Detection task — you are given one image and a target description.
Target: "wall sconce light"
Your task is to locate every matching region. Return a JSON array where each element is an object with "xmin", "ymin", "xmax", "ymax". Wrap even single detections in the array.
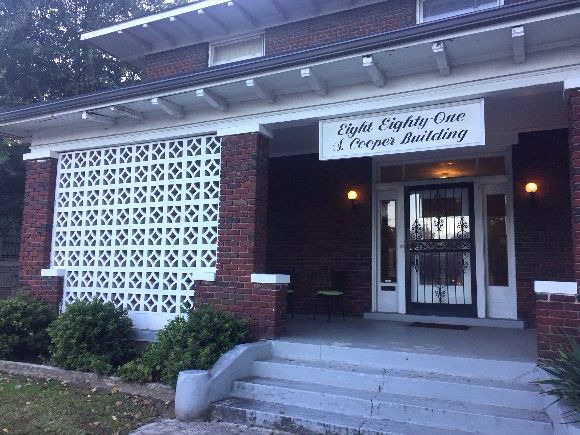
[
  {"xmin": 347, "ymin": 190, "xmax": 359, "ymax": 209},
  {"xmin": 525, "ymin": 182, "xmax": 538, "ymax": 199}
]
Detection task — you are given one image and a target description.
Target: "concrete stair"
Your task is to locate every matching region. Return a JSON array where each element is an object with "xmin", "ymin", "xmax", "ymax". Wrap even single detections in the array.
[{"xmin": 211, "ymin": 341, "xmax": 553, "ymax": 434}]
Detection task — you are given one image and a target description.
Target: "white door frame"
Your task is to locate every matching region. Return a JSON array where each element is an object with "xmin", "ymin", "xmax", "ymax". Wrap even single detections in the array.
[
  {"xmin": 482, "ymin": 182, "xmax": 518, "ymax": 319},
  {"xmin": 374, "ymin": 189, "xmax": 406, "ymax": 313},
  {"xmin": 372, "ymin": 171, "xmax": 514, "ymax": 319}
]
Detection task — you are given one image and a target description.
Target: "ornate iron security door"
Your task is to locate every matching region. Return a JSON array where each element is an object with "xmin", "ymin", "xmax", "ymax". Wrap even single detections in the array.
[{"xmin": 405, "ymin": 183, "xmax": 477, "ymax": 317}]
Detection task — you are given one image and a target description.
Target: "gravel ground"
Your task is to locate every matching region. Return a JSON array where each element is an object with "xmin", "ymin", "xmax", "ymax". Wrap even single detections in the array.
[{"xmin": 131, "ymin": 419, "xmax": 292, "ymax": 435}]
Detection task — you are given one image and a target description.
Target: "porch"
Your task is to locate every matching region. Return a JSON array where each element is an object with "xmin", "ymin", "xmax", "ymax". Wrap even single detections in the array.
[
  {"xmin": 208, "ymin": 318, "xmax": 549, "ymax": 433},
  {"xmin": 282, "ymin": 317, "xmax": 538, "ymax": 363}
]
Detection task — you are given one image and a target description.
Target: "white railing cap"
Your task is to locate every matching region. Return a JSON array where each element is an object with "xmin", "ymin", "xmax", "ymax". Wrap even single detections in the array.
[
  {"xmin": 40, "ymin": 268, "xmax": 67, "ymax": 277},
  {"xmin": 534, "ymin": 281, "xmax": 577, "ymax": 295},
  {"xmin": 251, "ymin": 274, "xmax": 290, "ymax": 284}
]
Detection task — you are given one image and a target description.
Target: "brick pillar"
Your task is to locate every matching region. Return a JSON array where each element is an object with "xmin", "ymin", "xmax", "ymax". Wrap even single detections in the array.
[
  {"xmin": 196, "ymin": 133, "xmax": 287, "ymax": 340},
  {"xmin": 19, "ymin": 157, "xmax": 63, "ymax": 306},
  {"xmin": 534, "ymin": 84, "xmax": 580, "ymax": 361},
  {"xmin": 536, "ymin": 292, "xmax": 579, "ymax": 361},
  {"xmin": 571, "ymin": 87, "xmax": 580, "ymax": 287}
]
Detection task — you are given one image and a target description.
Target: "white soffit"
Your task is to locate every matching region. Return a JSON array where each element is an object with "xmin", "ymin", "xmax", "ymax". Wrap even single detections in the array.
[
  {"xmin": 2, "ymin": 8, "xmax": 580, "ymax": 140},
  {"xmin": 81, "ymin": 0, "xmax": 386, "ymax": 66}
]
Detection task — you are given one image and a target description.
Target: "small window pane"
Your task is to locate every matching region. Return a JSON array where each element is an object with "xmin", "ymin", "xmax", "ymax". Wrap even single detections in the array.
[
  {"xmin": 211, "ymin": 35, "xmax": 264, "ymax": 66},
  {"xmin": 486, "ymin": 194, "xmax": 508, "ymax": 286},
  {"xmin": 380, "ymin": 200, "xmax": 397, "ymax": 283},
  {"xmin": 423, "ymin": 0, "xmax": 498, "ymax": 21}
]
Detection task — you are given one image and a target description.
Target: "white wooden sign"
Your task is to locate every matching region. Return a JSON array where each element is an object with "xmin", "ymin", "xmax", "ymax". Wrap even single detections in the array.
[{"xmin": 319, "ymin": 99, "xmax": 485, "ymax": 160}]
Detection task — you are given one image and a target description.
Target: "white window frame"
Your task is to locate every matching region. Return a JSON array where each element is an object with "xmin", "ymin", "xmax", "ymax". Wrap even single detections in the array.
[
  {"xmin": 417, "ymin": 0, "xmax": 504, "ymax": 24},
  {"xmin": 208, "ymin": 33, "xmax": 265, "ymax": 67}
]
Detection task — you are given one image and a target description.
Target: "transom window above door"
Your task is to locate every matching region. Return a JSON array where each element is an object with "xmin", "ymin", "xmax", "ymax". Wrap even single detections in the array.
[
  {"xmin": 379, "ymin": 156, "xmax": 505, "ymax": 183},
  {"xmin": 419, "ymin": 0, "xmax": 503, "ymax": 23}
]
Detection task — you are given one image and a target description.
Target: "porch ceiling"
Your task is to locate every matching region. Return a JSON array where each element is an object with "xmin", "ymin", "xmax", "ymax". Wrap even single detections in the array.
[{"xmin": 1, "ymin": 5, "xmax": 580, "ymax": 142}]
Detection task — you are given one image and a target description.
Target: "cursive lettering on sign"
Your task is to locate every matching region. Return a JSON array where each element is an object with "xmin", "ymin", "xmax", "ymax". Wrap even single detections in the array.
[{"xmin": 320, "ymin": 100, "xmax": 485, "ymax": 160}]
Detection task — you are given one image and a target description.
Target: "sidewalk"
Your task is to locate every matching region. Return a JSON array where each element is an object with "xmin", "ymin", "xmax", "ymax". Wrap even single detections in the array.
[{"xmin": 131, "ymin": 419, "xmax": 291, "ymax": 435}]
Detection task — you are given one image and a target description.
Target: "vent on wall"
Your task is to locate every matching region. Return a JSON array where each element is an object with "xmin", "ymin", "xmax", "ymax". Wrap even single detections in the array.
[
  {"xmin": 420, "ymin": 0, "xmax": 501, "ymax": 23},
  {"xmin": 209, "ymin": 34, "xmax": 265, "ymax": 66}
]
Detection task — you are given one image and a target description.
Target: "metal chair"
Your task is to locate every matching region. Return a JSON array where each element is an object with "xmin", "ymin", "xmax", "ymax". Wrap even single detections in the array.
[
  {"xmin": 314, "ymin": 270, "xmax": 346, "ymax": 322},
  {"xmin": 276, "ymin": 269, "xmax": 295, "ymax": 319}
]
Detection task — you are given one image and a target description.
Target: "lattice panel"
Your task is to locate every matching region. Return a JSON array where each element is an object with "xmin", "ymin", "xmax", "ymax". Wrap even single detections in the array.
[{"xmin": 52, "ymin": 136, "xmax": 221, "ymax": 322}]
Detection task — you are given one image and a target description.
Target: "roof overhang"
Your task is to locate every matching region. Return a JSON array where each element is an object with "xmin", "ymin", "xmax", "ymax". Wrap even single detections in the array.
[
  {"xmin": 1, "ymin": 0, "xmax": 580, "ymax": 142},
  {"xmin": 81, "ymin": 0, "xmax": 389, "ymax": 68}
]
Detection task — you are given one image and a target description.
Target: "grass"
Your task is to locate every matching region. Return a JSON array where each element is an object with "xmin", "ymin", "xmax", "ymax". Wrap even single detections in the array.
[{"xmin": 0, "ymin": 373, "xmax": 173, "ymax": 435}]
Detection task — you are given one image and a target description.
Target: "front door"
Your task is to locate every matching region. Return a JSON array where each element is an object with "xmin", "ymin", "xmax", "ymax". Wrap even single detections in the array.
[{"xmin": 405, "ymin": 183, "xmax": 477, "ymax": 317}]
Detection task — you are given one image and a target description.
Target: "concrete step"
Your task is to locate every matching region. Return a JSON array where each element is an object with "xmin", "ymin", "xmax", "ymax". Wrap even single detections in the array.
[
  {"xmin": 271, "ymin": 341, "xmax": 540, "ymax": 382},
  {"xmin": 251, "ymin": 358, "xmax": 546, "ymax": 411},
  {"xmin": 231, "ymin": 377, "xmax": 553, "ymax": 434},
  {"xmin": 212, "ymin": 397, "xmax": 476, "ymax": 435}
]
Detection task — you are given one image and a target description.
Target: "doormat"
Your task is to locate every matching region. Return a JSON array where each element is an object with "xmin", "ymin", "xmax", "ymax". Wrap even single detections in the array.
[{"xmin": 409, "ymin": 322, "xmax": 470, "ymax": 330}]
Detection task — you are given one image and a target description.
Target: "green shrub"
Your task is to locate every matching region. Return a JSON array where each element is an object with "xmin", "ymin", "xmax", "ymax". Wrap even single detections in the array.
[
  {"xmin": 116, "ymin": 359, "xmax": 154, "ymax": 383},
  {"xmin": 537, "ymin": 335, "xmax": 580, "ymax": 420},
  {"xmin": 118, "ymin": 304, "xmax": 249, "ymax": 387},
  {"xmin": 48, "ymin": 299, "xmax": 136, "ymax": 375},
  {"xmin": 0, "ymin": 296, "xmax": 58, "ymax": 360}
]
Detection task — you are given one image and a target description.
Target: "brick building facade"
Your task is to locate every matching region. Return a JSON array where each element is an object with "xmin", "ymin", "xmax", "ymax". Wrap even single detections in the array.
[{"xmin": 2, "ymin": 0, "xmax": 580, "ymax": 357}]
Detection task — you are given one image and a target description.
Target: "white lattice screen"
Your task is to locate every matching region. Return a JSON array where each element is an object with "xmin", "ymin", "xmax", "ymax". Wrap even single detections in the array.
[{"xmin": 52, "ymin": 135, "xmax": 221, "ymax": 329}]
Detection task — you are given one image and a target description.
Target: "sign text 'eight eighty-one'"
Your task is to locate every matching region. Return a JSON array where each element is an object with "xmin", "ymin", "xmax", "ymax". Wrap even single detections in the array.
[{"xmin": 319, "ymin": 99, "xmax": 485, "ymax": 160}]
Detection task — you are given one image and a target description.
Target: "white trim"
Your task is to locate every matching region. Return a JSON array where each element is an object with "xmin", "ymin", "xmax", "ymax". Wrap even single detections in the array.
[
  {"xmin": 251, "ymin": 274, "xmax": 290, "ymax": 284},
  {"xmin": 208, "ymin": 33, "xmax": 265, "ymax": 67},
  {"xmin": 564, "ymin": 77, "xmax": 580, "ymax": 100},
  {"xmin": 473, "ymin": 181, "xmax": 486, "ymax": 318},
  {"xmin": 13, "ymin": 8, "xmax": 580, "ymax": 134},
  {"xmin": 417, "ymin": 0, "xmax": 504, "ymax": 24},
  {"xmin": 23, "ymin": 150, "xmax": 59, "ymax": 161},
  {"xmin": 375, "ymin": 189, "xmax": 401, "ymax": 314},
  {"xmin": 216, "ymin": 122, "xmax": 273, "ymax": 138},
  {"xmin": 193, "ymin": 272, "xmax": 218, "ymax": 282},
  {"xmin": 371, "ymin": 149, "xmax": 514, "ymax": 319},
  {"xmin": 26, "ymin": 61, "xmax": 580, "ymax": 152},
  {"xmin": 564, "ymin": 77, "xmax": 580, "ymax": 90},
  {"xmin": 396, "ymin": 187, "xmax": 406, "ymax": 314},
  {"xmin": 534, "ymin": 281, "xmax": 577, "ymax": 295},
  {"xmin": 81, "ymin": 0, "xmax": 233, "ymax": 40},
  {"xmin": 482, "ymin": 181, "xmax": 518, "ymax": 320},
  {"xmin": 41, "ymin": 268, "xmax": 66, "ymax": 277}
]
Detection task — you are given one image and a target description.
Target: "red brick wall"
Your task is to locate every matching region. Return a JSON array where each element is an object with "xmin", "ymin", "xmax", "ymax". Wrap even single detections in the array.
[
  {"xmin": 570, "ymin": 89, "xmax": 580, "ymax": 287},
  {"xmin": 265, "ymin": 0, "xmax": 416, "ymax": 56},
  {"xmin": 266, "ymin": 154, "xmax": 373, "ymax": 317},
  {"xmin": 142, "ymin": 1, "xmax": 415, "ymax": 80},
  {"xmin": 196, "ymin": 133, "xmax": 287, "ymax": 339},
  {"xmin": 536, "ymin": 293, "xmax": 580, "ymax": 361},
  {"xmin": 512, "ymin": 130, "xmax": 574, "ymax": 326},
  {"xmin": 140, "ymin": 0, "xmax": 537, "ymax": 80},
  {"xmin": 143, "ymin": 43, "xmax": 209, "ymax": 81},
  {"xmin": 19, "ymin": 158, "xmax": 63, "ymax": 306}
]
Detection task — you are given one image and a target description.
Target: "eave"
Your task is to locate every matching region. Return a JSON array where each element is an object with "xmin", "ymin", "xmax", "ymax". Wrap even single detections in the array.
[
  {"xmin": 81, "ymin": 0, "xmax": 388, "ymax": 68},
  {"xmin": 1, "ymin": 0, "xmax": 579, "ymax": 141}
]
